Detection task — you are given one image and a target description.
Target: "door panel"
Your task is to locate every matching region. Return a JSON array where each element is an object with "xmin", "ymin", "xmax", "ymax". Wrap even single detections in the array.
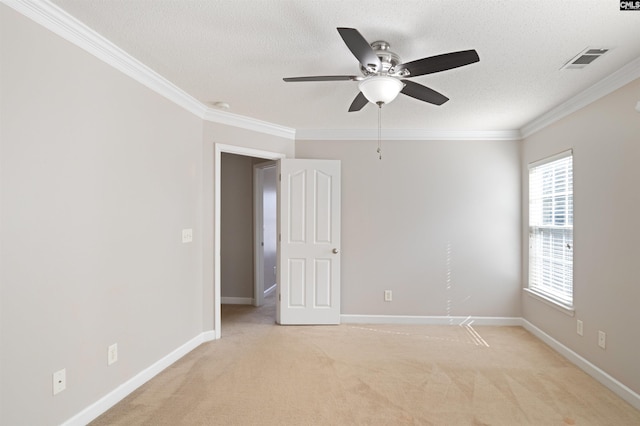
[
  {"xmin": 314, "ymin": 259, "xmax": 332, "ymax": 307},
  {"xmin": 277, "ymin": 159, "xmax": 341, "ymax": 325},
  {"xmin": 289, "ymin": 258, "xmax": 306, "ymax": 307},
  {"xmin": 289, "ymin": 170, "xmax": 307, "ymax": 243},
  {"xmin": 315, "ymin": 171, "xmax": 333, "ymax": 243}
]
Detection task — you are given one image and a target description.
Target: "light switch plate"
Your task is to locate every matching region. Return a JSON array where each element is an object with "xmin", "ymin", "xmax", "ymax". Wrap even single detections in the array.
[{"xmin": 182, "ymin": 228, "xmax": 193, "ymax": 243}]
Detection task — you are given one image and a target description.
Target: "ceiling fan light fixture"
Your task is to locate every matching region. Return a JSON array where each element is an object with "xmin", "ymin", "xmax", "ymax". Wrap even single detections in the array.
[{"xmin": 358, "ymin": 76, "xmax": 403, "ymax": 105}]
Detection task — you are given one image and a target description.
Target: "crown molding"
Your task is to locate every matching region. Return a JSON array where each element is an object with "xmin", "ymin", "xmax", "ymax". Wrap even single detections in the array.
[
  {"xmin": 202, "ymin": 108, "xmax": 296, "ymax": 139},
  {"xmin": 4, "ymin": 0, "xmax": 296, "ymax": 139},
  {"xmin": 295, "ymin": 128, "xmax": 522, "ymax": 141},
  {"xmin": 521, "ymin": 55, "xmax": 640, "ymax": 138}
]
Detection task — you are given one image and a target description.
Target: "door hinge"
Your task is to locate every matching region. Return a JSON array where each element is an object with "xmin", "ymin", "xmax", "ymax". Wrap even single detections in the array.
[
  {"xmin": 279, "ymin": 233, "xmax": 281, "ymax": 242},
  {"xmin": 279, "ymin": 173, "xmax": 281, "ymax": 181},
  {"xmin": 279, "ymin": 293, "xmax": 281, "ymax": 301}
]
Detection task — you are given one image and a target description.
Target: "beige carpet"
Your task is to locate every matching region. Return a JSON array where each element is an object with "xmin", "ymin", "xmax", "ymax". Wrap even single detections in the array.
[{"xmin": 91, "ymin": 295, "xmax": 640, "ymax": 425}]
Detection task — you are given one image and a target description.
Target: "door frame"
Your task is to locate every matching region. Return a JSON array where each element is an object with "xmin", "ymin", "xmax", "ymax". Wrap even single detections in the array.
[
  {"xmin": 253, "ymin": 161, "xmax": 277, "ymax": 307},
  {"xmin": 214, "ymin": 143, "xmax": 284, "ymax": 339}
]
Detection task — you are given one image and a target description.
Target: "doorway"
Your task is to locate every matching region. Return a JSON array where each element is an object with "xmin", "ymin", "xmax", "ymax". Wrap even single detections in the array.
[
  {"xmin": 214, "ymin": 144, "xmax": 284, "ymax": 338},
  {"xmin": 220, "ymin": 153, "xmax": 263, "ymax": 305}
]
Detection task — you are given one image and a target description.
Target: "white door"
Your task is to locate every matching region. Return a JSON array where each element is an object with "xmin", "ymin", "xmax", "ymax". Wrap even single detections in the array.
[{"xmin": 277, "ymin": 159, "xmax": 341, "ymax": 325}]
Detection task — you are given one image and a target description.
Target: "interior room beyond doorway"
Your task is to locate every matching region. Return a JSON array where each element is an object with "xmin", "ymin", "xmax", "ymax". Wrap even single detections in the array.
[{"xmin": 220, "ymin": 153, "xmax": 277, "ymax": 321}]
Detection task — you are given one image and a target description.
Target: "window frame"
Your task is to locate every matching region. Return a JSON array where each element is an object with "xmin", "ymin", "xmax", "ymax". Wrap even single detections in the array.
[{"xmin": 527, "ymin": 150, "xmax": 574, "ymax": 311}]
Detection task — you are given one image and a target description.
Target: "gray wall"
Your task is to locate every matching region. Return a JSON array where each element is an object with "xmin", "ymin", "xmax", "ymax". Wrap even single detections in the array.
[
  {"xmin": 521, "ymin": 78, "xmax": 640, "ymax": 395},
  {"xmin": 221, "ymin": 153, "xmax": 256, "ymax": 300},
  {"xmin": 1, "ymin": 5, "xmax": 204, "ymax": 425},
  {"xmin": 296, "ymin": 139, "xmax": 522, "ymax": 318}
]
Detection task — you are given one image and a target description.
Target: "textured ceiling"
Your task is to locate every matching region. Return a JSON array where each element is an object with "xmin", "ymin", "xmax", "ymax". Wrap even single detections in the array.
[{"xmin": 51, "ymin": 0, "xmax": 640, "ymax": 133}]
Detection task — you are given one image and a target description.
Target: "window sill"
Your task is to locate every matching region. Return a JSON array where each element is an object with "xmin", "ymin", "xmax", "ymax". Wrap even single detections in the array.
[{"xmin": 523, "ymin": 288, "xmax": 575, "ymax": 317}]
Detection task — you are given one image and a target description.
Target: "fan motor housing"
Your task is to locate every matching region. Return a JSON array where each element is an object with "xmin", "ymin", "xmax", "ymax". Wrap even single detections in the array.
[{"xmin": 361, "ymin": 41, "xmax": 402, "ymax": 76}]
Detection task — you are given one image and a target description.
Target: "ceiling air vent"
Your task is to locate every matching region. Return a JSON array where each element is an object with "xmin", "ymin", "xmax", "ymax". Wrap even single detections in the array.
[{"xmin": 561, "ymin": 48, "xmax": 609, "ymax": 70}]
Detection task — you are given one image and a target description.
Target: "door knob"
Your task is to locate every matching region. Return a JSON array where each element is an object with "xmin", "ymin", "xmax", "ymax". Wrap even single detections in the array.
[{"xmin": 332, "ymin": 248, "xmax": 339, "ymax": 254}]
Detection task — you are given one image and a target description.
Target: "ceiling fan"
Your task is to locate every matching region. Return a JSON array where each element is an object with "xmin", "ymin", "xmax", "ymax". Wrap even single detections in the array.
[{"xmin": 283, "ymin": 27, "xmax": 480, "ymax": 111}]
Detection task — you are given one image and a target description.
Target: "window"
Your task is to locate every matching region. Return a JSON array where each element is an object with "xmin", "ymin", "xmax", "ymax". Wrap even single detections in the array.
[{"xmin": 528, "ymin": 150, "xmax": 573, "ymax": 307}]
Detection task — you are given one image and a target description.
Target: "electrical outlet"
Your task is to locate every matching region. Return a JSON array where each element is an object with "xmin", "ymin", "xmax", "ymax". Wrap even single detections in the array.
[
  {"xmin": 182, "ymin": 228, "xmax": 193, "ymax": 243},
  {"xmin": 577, "ymin": 320, "xmax": 583, "ymax": 336},
  {"xmin": 53, "ymin": 369, "xmax": 66, "ymax": 395},
  {"xmin": 108, "ymin": 343, "xmax": 118, "ymax": 365},
  {"xmin": 598, "ymin": 331, "xmax": 606, "ymax": 349},
  {"xmin": 384, "ymin": 290, "xmax": 392, "ymax": 302}
]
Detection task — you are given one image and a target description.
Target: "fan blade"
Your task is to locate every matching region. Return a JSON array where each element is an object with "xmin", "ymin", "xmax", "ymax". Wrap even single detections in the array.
[
  {"xmin": 348, "ymin": 92, "xmax": 369, "ymax": 112},
  {"xmin": 400, "ymin": 80, "xmax": 449, "ymax": 105},
  {"xmin": 283, "ymin": 75, "xmax": 361, "ymax": 82},
  {"xmin": 337, "ymin": 27, "xmax": 381, "ymax": 72},
  {"xmin": 397, "ymin": 49, "xmax": 479, "ymax": 77}
]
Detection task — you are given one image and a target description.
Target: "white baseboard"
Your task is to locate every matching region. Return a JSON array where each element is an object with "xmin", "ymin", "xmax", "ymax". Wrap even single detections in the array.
[
  {"xmin": 221, "ymin": 296, "xmax": 255, "ymax": 305},
  {"xmin": 264, "ymin": 284, "xmax": 277, "ymax": 296},
  {"xmin": 521, "ymin": 319, "xmax": 640, "ymax": 411},
  {"xmin": 62, "ymin": 331, "xmax": 217, "ymax": 426},
  {"xmin": 341, "ymin": 314, "xmax": 522, "ymax": 326},
  {"xmin": 201, "ymin": 330, "xmax": 217, "ymax": 343}
]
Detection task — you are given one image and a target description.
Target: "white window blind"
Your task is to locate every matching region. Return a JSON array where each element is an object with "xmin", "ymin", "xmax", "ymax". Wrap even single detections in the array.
[{"xmin": 528, "ymin": 151, "xmax": 573, "ymax": 306}]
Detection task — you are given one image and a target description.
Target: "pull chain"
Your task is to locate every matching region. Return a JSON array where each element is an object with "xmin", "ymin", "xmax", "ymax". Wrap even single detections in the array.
[{"xmin": 377, "ymin": 102, "xmax": 383, "ymax": 160}]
